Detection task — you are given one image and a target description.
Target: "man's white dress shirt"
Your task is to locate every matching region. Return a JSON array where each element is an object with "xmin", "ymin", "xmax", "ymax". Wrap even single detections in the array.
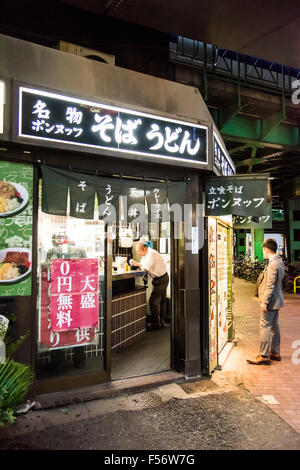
[{"xmin": 140, "ymin": 247, "xmax": 167, "ymax": 278}]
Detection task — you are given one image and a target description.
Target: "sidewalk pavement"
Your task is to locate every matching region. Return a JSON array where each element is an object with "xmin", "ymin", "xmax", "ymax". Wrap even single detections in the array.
[
  {"xmin": 1, "ymin": 277, "xmax": 300, "ymax": 450},
  {"xmin": 1, "ymin": 368, "xmax": 300, "ymax": 450},
  {"xmin": 221, "ymin": 277, "xmax": 300, "ymax": 434}
]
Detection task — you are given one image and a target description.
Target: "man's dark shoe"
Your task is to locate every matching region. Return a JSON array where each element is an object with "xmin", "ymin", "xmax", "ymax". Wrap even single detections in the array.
[
  {"xmin": 270, "ymin": 353, "xmax": 281, "ymax": 361},
  {"xmin": 147, "ymin": 323, "xmax": 161, "ymax": 331},
  {"xmin": 246, "ymin": 354, "xmax": 271, "ymax": 365},
  {"xmin": 150, "ymin": 325, "xmax": 161, "ymax": 331}
]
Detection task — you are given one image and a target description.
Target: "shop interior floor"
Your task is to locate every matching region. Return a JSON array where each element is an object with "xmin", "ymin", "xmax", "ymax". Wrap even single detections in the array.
[{"xmin": 111, "ymin": 325, "xmax": 171, "ymax": 380}]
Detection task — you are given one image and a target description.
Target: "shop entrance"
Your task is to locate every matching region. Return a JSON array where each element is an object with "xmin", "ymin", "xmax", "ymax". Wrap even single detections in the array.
[
  {"xmin": 35, "ymin": 173, "xmax": 176, "ymax": 393},
  {"xmin": 110, "ymin": 222, "xmax": 172, "ymax": 380}
]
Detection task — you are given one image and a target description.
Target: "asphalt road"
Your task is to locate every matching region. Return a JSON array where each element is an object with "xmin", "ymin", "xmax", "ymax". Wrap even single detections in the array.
[{"xmin": 1, "ymin": 384, "xmax": 300, "ymax": 450}]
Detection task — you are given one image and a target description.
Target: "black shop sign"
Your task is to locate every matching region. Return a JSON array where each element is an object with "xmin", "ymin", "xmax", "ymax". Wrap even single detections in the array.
[
  {"xmin": 213, "ymin": 133, "xmax": 235, "ymax": 176},
  {"xmin": 205, "ymin": 176, "xmax": 269, "ymax": 217},
  {"xmin": 18, "ymin": 86, "xmax": 208, "ymax": 166}
]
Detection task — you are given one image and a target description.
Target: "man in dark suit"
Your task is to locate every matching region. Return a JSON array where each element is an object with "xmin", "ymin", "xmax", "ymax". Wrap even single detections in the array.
[{"xmin": 247, "ymin": 238, "xmax": 285, "ymax": 365}]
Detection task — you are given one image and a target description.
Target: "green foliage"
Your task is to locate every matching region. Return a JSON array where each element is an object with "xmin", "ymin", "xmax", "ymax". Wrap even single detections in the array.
[
  {"xmin": 0, "ymin": 359, "xmax": 34, "ymax": 411},
  {"xmin": 3, "ymin": 313, "xmax": 29, "ymax": 358},
  {"xmin": 0, "ymin": 312, "xmax": 33, "ymax": 428},
  {"xmin": 0, "ymin": 386, "xmax": 16, "ymax": 427},
  {"xmin": 0, "ymin": 358, "xmax": 34, "ymax": 428}
]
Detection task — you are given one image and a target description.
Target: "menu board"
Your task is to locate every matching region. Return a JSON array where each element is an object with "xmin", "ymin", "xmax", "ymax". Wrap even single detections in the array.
[
  {"xmin": 217, "ymin": 223, "xmax": 229, "ymax": 353},
  {"xmin": 0, "ymin": 161, "xmax": 33, "ymax": 296},
  {"xmin": 208, "ymin": 218, "xmax": 231, "ymax": 371},
  {"xmin": 208, "ymin": 217, "xmax": 217, "ymax": 372}
]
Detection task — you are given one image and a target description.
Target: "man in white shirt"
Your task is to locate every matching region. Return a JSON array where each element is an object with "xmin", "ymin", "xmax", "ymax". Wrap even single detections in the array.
[{"xmin": 130, "ymin": 241, "xmax": 169, "ymax": 330}]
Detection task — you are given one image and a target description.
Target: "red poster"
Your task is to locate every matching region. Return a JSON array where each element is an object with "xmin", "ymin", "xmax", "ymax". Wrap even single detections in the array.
[
  {"xmin": 39, "ymin": 264, "xmax": 97, "ymax": 350},
  {"xmin": 50, "ymin": 259, "xmax": 99, "ymax": 332}
]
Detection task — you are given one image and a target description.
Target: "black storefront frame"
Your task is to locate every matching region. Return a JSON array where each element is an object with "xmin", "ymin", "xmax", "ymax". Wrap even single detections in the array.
[
  {"xmin": 1, "ymin": 148, "xmax": 199, "ymax": 390},
  {"xmin": 34, "ymin": 167, "xmax": 187, "ymax": 393},
  {"xmin": 0, "ymin": 33, "xmax": 231, "ymax": 397},
  {"xmin": 0, "ymin": 145, "xmax": 209, "ymax": 396}
]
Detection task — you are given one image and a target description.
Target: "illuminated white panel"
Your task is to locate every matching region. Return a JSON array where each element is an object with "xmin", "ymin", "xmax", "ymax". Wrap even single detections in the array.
[{"xmin": 0, "ymin": 81, "xmax": 5, "ymax": 134}]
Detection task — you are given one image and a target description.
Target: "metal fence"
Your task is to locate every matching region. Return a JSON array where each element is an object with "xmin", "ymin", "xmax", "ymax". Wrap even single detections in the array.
[{"xmin": 169, "ymin": 36, "xmax": 300, "ymax": 96}]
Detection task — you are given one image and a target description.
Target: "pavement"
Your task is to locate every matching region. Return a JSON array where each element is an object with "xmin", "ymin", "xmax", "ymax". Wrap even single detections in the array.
[
  {"xmin": 0, "ymin": 277, "xmax": 300, "ymax": 450},
  {"xmin": 222, "ymin": 277, "xmax": 300, "ymax": 434}
]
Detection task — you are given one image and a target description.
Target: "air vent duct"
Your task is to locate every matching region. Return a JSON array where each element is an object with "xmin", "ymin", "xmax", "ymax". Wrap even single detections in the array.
[{"xmin": 57, "ymin": 41, "xmax": 115, "ymax": 65}]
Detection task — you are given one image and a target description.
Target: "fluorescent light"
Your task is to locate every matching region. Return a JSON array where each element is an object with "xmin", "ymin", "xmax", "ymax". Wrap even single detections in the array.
[{"xmin": 0, "ymin": 81, "xmax": 5, "ymax": 134}]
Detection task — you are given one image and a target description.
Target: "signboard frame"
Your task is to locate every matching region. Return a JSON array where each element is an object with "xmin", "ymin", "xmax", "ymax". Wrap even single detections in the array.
[
  {"xmin": 13, "ymin": 81, "xmax": 211, "ymax": 170},
  {"xmin": 213, "ymin": 131, "xmax": 236, "ymax": 176}
]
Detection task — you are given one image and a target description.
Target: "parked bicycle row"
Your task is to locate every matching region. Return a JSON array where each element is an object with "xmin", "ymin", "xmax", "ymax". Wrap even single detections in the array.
[
  {"xmin": 234, "ymin": 255, "xmax": 300, "ymax": 293},
  {"xmin": 234, "ymin": 255, "xmax": 266, "ymax": 284}
]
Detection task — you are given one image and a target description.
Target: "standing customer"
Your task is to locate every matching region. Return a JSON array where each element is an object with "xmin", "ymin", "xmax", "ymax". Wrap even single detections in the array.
[
  {"xmin": 247, "ymin": 239, "xmax": 285, "ymax": 365},
  {"xmin": 130, "ymin": 241, "xmax": 169, "ymax": 330}
]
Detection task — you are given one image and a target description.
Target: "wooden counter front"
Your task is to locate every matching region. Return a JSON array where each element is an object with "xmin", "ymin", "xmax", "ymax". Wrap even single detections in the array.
[{"xmin": 111, "ymin": 287, "xmax": 147, "ymax": 353}]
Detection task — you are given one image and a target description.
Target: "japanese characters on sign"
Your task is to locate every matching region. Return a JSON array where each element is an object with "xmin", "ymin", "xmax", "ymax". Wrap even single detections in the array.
[
  {"xmin": 97, "ymin": 177, "xmax": 120, "ymax": 222},
  {"xmin": 69, "ymin": 172, "xmax": 96, "ymax": 219},
  {"xmin": 19, "ymin": 87, "xmax": 208, "ymax": 166},
  {"xmin": 101, "ymin": 183, "xmax": 114, "ymax": 219},
  {"xmin": 233, "ymin": 204, "xmax": 272, "ymax": 229},
  {"xmin": 122, "ymin": 180, "xmax": 146, "ymax": 223},
  {"xmin": 233, "ymin": 215, "xmax": 272, "ymax": 229},
  {"xmin": 39, "ymin": 265, "xmax": 99, "ymax": 350},
  {"xmin": 41, "ymin": 165, "xmax": 185, "ymax": 224},
  {"xmin": 145, "ymin": 182, "xmax": 168, "ymax": 223},
  {"xmin": 213, "ymin": 133, "xmax": 235, "ymax": 176},
  {"xmin": 50, "ymin": 259, "xmax": 99, "ymax": 332},
  {"xmin": 205, "ymin": 177, "xmax": 269, "ymax": 217}
]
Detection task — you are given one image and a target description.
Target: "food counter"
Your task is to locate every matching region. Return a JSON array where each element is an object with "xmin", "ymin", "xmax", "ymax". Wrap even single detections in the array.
[{"xmin": 111, "ymin": 269, "xmax": 148, "ymax": 353}]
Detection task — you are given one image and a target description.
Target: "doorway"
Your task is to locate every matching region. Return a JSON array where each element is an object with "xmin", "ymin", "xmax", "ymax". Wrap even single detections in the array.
[{"xmin": 110, "ymin": 222, "xmax": 172, "ymax": 380}]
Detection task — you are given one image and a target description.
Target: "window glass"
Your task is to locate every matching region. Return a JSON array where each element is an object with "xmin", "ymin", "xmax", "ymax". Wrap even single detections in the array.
[{"xmin": 36, "ymin": 186, "xmax": 105, "ymax": 380}]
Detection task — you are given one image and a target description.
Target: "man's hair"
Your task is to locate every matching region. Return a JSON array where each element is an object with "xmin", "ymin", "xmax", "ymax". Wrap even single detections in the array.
[
  {"xmin": 263, "ymin": 238, "xmax": 277, "ymax": 253},
  {"xmin": 137, "ymin": 241, "xmax": 148, "ymax": 249}
]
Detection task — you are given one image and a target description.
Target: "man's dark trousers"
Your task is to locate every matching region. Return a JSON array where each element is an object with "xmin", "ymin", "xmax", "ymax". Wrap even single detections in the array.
[
  {"xmin": 259, "ymin": 309, "xmax": 281, "ymax": 357},
  {"xmin": 149, "ymin": 272, "xmax": 169, "ymax": 328}
]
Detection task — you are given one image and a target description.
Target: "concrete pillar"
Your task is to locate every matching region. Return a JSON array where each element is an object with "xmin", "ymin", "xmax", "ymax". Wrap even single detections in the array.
[{"xmin": 254, "ymin": 229, "xmax": 264, "ymax": 261}]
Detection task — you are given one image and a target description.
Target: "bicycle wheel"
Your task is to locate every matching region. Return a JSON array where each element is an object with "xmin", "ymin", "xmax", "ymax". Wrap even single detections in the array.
[
  {"xmin": 284, "ymin": 279, "xmax": 294, "ymax": 293},
  {"xmin": 250, "ymin": 269, "xmax": 259, "ymax": 283},
  {"xmin": 243, "ymin": 267, "xmax": 252, "ymax": 282}
]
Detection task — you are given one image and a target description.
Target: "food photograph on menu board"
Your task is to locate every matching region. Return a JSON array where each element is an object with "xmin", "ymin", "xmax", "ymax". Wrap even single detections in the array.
[{"xmin": 0, "ymin": 161, "xmax": 33, "ymax": 296}]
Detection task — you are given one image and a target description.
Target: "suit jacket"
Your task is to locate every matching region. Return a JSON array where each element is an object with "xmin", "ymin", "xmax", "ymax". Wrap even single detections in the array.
[{"xmin": 257, "ymin": 255, "xmax": 285, "ymax": 310}]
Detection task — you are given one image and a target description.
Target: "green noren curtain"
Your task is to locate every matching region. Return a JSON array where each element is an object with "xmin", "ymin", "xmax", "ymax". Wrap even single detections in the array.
[
  {"xmin": 68, "ymin": 171, "xmax": 96, "ymax": 219},
  {"xmin": 41, "ymin": 165, "xmax": 69, "ymax": 216}
]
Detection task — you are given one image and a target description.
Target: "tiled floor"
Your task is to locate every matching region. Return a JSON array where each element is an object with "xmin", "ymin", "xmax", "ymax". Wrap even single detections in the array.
[
  {"xmin": 223, "ymin": 277, "xmax": 300, "ymax": 433},
  {"xmin": 111, "ymin": 325, "xmax": 170, "ymax": 380}
]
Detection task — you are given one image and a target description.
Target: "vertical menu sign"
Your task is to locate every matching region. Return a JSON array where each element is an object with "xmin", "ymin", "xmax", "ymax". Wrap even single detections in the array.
[
  {"xmin": 0, "ymin": 161, "xmax": 33, "ymax": 296},
  {"xmin": 216, "ymin": 223, "xmax": 229, "ymax": 353},
  {"xmin": 208, "ymin": 217, "xmax": 218, "ymax": 372},
  {"xmin": 213, "ymin": 133, "xmax": 235, "ymax": 176}
]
